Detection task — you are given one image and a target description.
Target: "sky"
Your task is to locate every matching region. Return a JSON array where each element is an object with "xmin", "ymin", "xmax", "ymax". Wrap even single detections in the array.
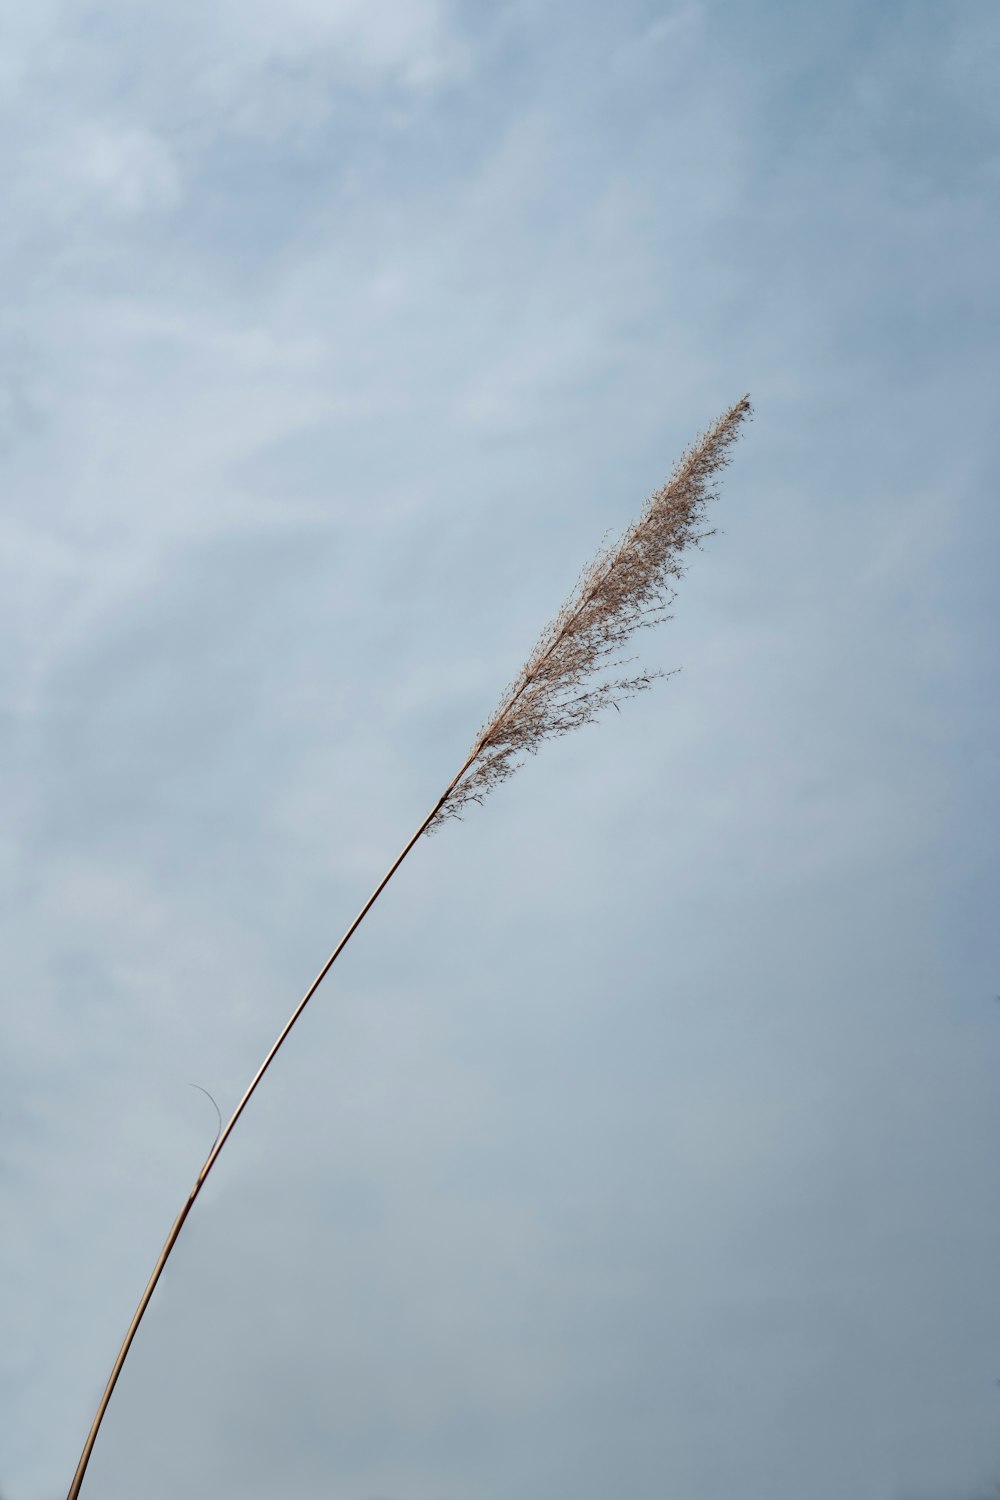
[{"xmin": 1, "ymin": 1, "xmax": 999, "ymax": 1497}]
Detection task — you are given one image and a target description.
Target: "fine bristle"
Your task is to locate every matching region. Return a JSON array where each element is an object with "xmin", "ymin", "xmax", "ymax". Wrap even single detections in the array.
[{"xmin": 430, "ymin": 395, "xmax": 751, "ymax": 828}]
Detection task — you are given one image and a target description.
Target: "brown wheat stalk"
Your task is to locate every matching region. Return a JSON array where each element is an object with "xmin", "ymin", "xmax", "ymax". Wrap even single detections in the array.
[{"xmin": 66, "ymin": 393, "xmax": 751, "ymax": 1499}]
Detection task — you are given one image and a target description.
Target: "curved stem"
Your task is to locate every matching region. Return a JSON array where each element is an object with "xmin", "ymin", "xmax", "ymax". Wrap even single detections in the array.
[{"xmin": 67, "ymin": 759, "xmax": 475, "ymax": 1500}]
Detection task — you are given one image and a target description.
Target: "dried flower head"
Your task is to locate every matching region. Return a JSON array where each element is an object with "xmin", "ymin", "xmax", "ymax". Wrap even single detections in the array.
[{"xmin": 430, "ymin": 394, "xmax": 752, "ymax": 827}]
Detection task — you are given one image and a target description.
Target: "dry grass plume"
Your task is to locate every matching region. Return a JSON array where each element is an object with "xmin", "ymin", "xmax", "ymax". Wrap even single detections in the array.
[{"xmin": 431, "ymin": 393, "xmax": 752, "ymax": 825}]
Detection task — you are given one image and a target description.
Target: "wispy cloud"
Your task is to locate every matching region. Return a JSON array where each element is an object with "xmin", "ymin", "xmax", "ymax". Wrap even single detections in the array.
[{"xmin": 2, "ymin": 2, "xmax": 999, "ymax": 1498}]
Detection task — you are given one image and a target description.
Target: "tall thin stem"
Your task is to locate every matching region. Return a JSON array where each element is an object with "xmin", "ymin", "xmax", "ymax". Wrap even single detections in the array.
[
  {"xmin": 66, "ymin": 394, "xmax": 749, "ymax": 1497},
  {"xmin": 66, "ymin": 757, "xmax": 475, "ymax": 1500}
]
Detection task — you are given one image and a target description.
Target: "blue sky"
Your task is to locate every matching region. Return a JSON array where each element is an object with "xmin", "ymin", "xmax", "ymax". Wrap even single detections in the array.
[{"xmin": 2, "ymin": 2, "xmax": 999, "ymax": 1498}]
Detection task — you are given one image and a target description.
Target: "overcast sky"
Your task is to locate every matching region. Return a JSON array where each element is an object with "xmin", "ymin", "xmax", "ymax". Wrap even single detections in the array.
[{"xmin": 2, "ymin": 2, "xmax": 999, "ymax": 1498}]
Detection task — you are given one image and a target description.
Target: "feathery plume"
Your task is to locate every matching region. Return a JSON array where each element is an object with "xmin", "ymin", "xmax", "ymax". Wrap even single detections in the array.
[
  {"xmin": 431, "ymin": 393, "xmax": 752, "ymax": 825},
  {"xmin": 65, "ymin": 394, "xmax": 751, "ymax": 1499}
]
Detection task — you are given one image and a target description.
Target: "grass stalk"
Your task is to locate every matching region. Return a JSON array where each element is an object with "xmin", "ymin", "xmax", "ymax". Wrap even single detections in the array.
[{"xmin": 65, "ymin": 395, "xmax": 750, "ymax": 1497}]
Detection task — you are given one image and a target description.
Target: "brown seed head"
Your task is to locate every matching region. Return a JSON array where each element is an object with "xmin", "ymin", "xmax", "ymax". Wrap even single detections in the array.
[{"xmin": 430, "ymin": 394, "xmax": 752, "ymax": 828}]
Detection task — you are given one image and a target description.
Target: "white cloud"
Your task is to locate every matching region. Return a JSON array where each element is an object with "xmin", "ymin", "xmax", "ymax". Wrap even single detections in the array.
[
  {"xmin": 71, "ymin": 124, "xmax": 181, "ymax": 215},
  {"xmin": 222, "ymin": 0, "xmax": 466, "ymax": 87}
]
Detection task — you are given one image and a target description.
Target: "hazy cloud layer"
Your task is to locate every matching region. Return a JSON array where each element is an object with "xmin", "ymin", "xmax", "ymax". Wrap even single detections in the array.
[{"xmin": 2, "ymin": 2, "xmax": 998, "ymax": 1498}]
